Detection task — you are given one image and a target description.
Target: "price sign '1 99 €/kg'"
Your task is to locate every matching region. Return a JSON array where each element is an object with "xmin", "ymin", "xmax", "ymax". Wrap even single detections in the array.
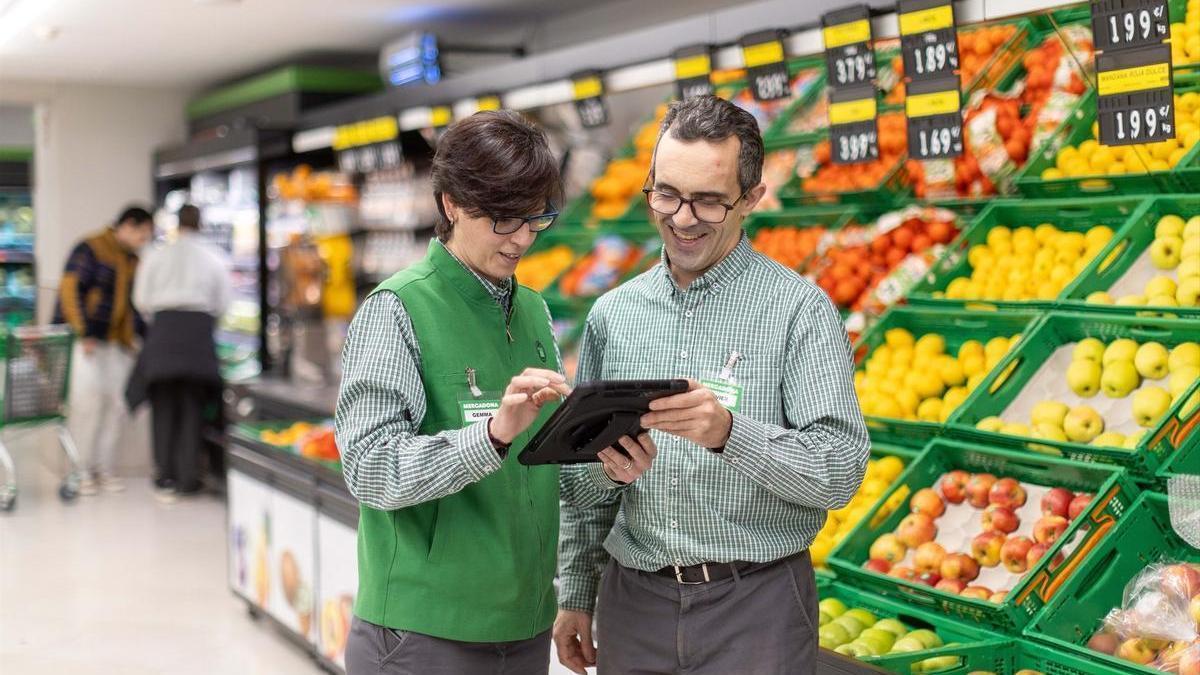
[
  {"xmin": 1091, "ymin": 0, "xmax": 1169, "ymax": 52},
  {"xmin": 898, "ymin": 0, "xmax": 958, "ymax": 82},
  {"xmin": 1095, "ymin": 43, "xmax": 1175, "ymax": 145},
  {"xmin": 822, "ymin": 5, "xmax": 877, "ymax": 89},
  {"xmin": 829, "ymin": 84, "xmax": 881, "ymax": 164}
]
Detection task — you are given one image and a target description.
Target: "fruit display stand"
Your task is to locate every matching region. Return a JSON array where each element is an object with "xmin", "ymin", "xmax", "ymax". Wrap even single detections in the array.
[
  {"xmin": 1025, "ymin": 491, "xmax": 1200, "ymax": 675},
  {"xmin": 907, "ymin": 196, "xmax": 1147, "ymax": 312},
  {"xmin": 829, "ymin": 438, "xmax": 1137, "ymax": 634},
  {"xmin": 743, "ymin": 204, "xmax": 862, "ymax": 272},
  {"xmin": 1060, "ymin": 195, "xmax": 1200, "ymax": 317},
  {"xmin": 816, "ymin": 579, "xmax": 1011, "ymax": 672},
  {"xmin": 946, "ymin": 312, "xmax": 1200, "ymax": 478},
  {"xmin": 851, "ymin": 306, "xmax": 1042, "ymax": 449}
]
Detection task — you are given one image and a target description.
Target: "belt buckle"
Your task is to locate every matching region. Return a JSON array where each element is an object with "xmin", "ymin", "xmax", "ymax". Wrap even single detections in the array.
[{"xmin": 674, "ymin": 563, "xmax": 710, "ymax": 585}]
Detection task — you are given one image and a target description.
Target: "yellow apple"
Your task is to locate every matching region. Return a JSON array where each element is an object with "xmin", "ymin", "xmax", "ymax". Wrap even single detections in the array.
[
  {"xmin": 1031, "ymin": 400, "xmax": 1071, "ymax": 427},
  {"xmin": 1185, "ymin": 236, "xmax": 1200, "ymax": 260},
  {"xmin": 1104, "ymin": 339, "xmax": 1140, "ymax": 366},
  {"xmin": 1145, "ymin": 275, "xmax": 1179, "ymax": 299},
  {"xmin": 1171, "ymin": 343, "xmax": 1200, "ymax": 372},
  {"xmin": 1133, "ymin": 386, "xmax": 1174, "ymax": 427},
  {"xmin": 1124, "ymin": 430, "xmax": 1146, "ymax": 449},
  {"xmin": 976, "ymin": 416, "xmax": 1005, "ymax": 433},
  {"xmin": 1170, "ymin": 367, "xmax": 1200, "ymax": 397},
  {"xmin": 1184, "ymin": 216, "xmax": 1200, "ymax": 241},
  {"xmin": 1033, "ymin": 423, "xmax": 1069, "ymax": 442},
  {"xmin": 1068, "ymin": 360, "xmax": 1103, "ymax": 398},
  {"xmin": 1073, "ymin": 338, "xmax": 1107, "ymax": 364},
  {"xmin": 1157, "ymin": 214, "xmax": 1187, "ymax": 238},
  {"xmin": 1092, "ymin": 431, "xmax": 1127, "ymax": 447},
  {"xmin": 1086, "ymin": 291, "xmax": 1115, "ymax": 304},
  {"xmin": 1148, "ymin": 294, "xmax": 1180, "ymax": 307},
  {"xmin": 1182, "ymin": 257, "xmax": 1200, "ymax": 282},
  {"xmin": 1179, "ymin": 278, "xmax": 1200, "ymax": 307},
  {"xmin": 1002, "ymin": 422, "xmax": 1032, "ymax": 436},
  {"xmin": 1102, "ymin": 360, "xmax": 1142, "ymax": 397},
  {"xmin": 1151, "ymin": 235, "xmax": 1184, "ymax": 269},
  {"xmin": 1064, "ymin": 405, "xmax": 1105, "ymax": 443},
  {"xmin": 1135, "ymin": 342, "xmax": 1171, "ymax": 380}
]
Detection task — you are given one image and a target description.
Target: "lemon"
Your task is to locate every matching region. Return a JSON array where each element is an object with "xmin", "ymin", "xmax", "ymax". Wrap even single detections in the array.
[
  {"xmin": 874, "ymin": 455, "xmax": 904, "ymax": 481},
  {"xmin": 1056, "ymin": 147, "xmax": 1079, "ymax": 171},
  {"xmin": 1090, "ymin": 146, "xmax": 1116, "ymax": 171},
  {"xmin": 1078, "ymin": 139, "xmax": 1101, "ymax": 158},
  {"xmin": 1149, "ymin": 158, "xmax": 1171, "ymax": 172},
  {"xmin": 1106, "ymin": 162, "xmax": 1127, "ymax": 176},
  {"xmin": 1064, "ymin": 157, "xmax": 1092, "ymax": 177},
  {"xmin": 1035, "ymin": 223, "xmax": 1059, "ymax": 243},
  {"xmin": 1041, "ymin": 167, "xmax": 1065, "ymax": 180},
  {"xmin": 1184, "ymin": 92, "xmax": 1200, "ymax": 113},
  {"xmin": 1170, "ymin": 148, "xmax": 1189, "ymax": 167},
  {"xmin": 884, "ymin": 328, "xmax": 915, "ymax": 349},
  {"xmin": 1151, "ymin": 140, "xmax": 1179, "ymax": 161}
]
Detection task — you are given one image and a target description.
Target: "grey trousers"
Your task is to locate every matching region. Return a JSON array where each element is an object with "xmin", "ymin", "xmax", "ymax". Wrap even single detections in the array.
[
  {"xmin": 345, "ymin": 617, "xmax": 551, "ymax": 675},
  {"xmin": 596, "ymin": 552, "xmax": 818, "ymax": 675}
]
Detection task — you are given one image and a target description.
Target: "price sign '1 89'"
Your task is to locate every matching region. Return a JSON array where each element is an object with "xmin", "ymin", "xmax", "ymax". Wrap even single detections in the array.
[{"xmin": 898, "ymin": 0, "xmax": 958, "ymax": 82}]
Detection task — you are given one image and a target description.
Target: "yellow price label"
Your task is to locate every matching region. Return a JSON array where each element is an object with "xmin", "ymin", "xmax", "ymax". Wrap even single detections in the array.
[
  {"xmin": 333, "ymin": 116, "xmax": 398, "ymax": 150},
  {"xmin": 906, "ymin": 89, "xmax": 960, "ymax": 117},
  {"xmin": 675, "ymin": 53, "xmax": 712, "ymax": 80},
  {"xmin": 898, "ymin": 5, "xmax": 954, "ymax": 35},
  {"xmin": 431, "ymin": 106, "xmax": 452, "ymax": 128},
  {"xmin": 823, "ymin": 19, "xmax": 872, "ymax": 49},
  {"xmin": 572, "ymin": 77, "xmax": 603, "ymax": 101},
  {"xmin": 742, "ymin": 41, "xmax": 785, "ymax": 68},
  {"xmin": 829, "ymin": 97, "xmax": 878, "ymax": 125},
  {"xmin": 1097, "ymin": 62, "xmax": 1171, "ymax": 96},
  {"xmin": 476, "ymin": 96, "xmax": 501, "ymax": 111}
]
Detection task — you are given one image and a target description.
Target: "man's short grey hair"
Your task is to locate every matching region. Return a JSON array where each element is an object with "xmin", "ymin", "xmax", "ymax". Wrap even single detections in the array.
[{"xmin": 654, "ymin": 95, "xmax": 765, "ymax": 194}]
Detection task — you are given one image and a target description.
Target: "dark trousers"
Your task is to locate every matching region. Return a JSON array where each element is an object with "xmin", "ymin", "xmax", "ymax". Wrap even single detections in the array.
[
  {"xmin": 596, "ymin": 552, "xmax": 818, "ymax": 675},
  {"xmin": 346, "ymin": 618, "xmax": 551, "ymax": 675},
  {"xmin": 150, "ymin": 380, "xmax": 206, "ymax": 492}
]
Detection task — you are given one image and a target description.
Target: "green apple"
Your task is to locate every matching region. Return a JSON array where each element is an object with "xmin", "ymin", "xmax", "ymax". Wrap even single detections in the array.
[
  {"xmin": 1101, "ymin": 360, "xmax": 1141, "ymax": 397},
  {"xmin": 1091, "ymin": 431, "xmax": 1127, "ymax": 447},
  {"xmin": 1124, "ymin": 430, "xmax": 1147, "ymax": 449},
  {"xmin": 1145, "ymin": 276, "xmax": 1179, "ymax": 299},
  {"xmin": 848, "ymin": 639, "xmax": 882, "ymax": 657},
  {"xmin": 1086, "ymin": 291, "xmax": 1114, "ymax": 304},
  {"xmin": 1068, "ymin": 360, "xmax": 1103, "ymax": 398},
  {"xmin": 1133, "ymin": 386, "xmax": 1174, "ymax": 427},
  {"xmin": 1104, "ymin": 339, "xmax": 1140, "ymax": 366},
  {"xmin": 844, "ymin": 608, "xmax": 878, "ymax": 628},
  {"xmin": 1170, "ymin": 367, "xmax": 1200, "ymax": 397},
  {"xmin": 1135, "ymin": 342, "xmax": 1171, "ymax": 380},
  {"xmin": 1033, "ymin": 423, "xmax": 1069, "ymax": 442},
  {"xmin": 1073, "ymin": 338, "xmax": 1107, "ymax": 364},
  {"xmin": 890, "ymin": 637, "xmax": 926, "ymax": 654},
  {"xmin": 857, "ymin": 628, "xmax": 897, "ymax": 654},
  {"xmin": 1031, "ymin": 400, "xmax": 1070, "ymax": 427},
  {"xmin": 820, "ymin": 623, "xmax": 851, "ymax": 648},
  {"xmin": 819, "ymin": 598, "xmax": 848, "ymax": 618},
  {"xmin": 1157, "ymin": 214, "xmax": 1186, "ymax": 238},
  {"xmin": 1172, "ymin": 343, "xmax": 1200, "ymax": 372},
  {"xmin": 1064, "ymin": 405, "xmax": 1105, "ymax": 442},
  {"xmin": 976, "ymin": 416, "xmax": 1005, "ymax": 432},
  {"xmin": 819, "ymin": 609, "xmax": 832, "ymax": 626},
  {"xmin": 873, "ymin": 618, "xmax": 909, "ymax": 637},
  {"xmin": 833, "ymin": 642, "xmax": 859, "ymax": 657},
  {"xmin": 834, "ymin": 615, "xmax": 866, "ymax": 639},
  {"xmin": 1117, "ymin": 294, "xmax": 1148, "ymax": 306},
  {"xmin": 916, "ymin": 654, "xmax": 961, "ymax": 672},
  {"xmin": 905, "ymin": 629, "xmax": 944, "ymax": 650},
  {"xmin": 1150, "ymin": 236, "xmax": 1184, "ymax": 269},
  {"xmin": 1179, "ymin": 278, "xmax": 1200, "ymax": 307}
]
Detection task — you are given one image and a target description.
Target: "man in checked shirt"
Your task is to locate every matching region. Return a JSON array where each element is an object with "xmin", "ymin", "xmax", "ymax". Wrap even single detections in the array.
[{"xmin": 553, "ymin": 95, "xmax": 870, "ymax": 675}]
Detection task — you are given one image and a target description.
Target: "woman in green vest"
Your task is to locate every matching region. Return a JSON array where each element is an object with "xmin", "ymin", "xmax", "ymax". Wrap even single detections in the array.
[{"xmin": 335, "ymin": 110, "xmax": 658, "ymax": 674}]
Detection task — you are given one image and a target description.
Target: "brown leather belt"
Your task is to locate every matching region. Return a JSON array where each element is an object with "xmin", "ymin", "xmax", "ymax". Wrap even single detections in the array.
[{"xmin": 652, "ymin": 551, "xmax": 805, "ymax": 585}]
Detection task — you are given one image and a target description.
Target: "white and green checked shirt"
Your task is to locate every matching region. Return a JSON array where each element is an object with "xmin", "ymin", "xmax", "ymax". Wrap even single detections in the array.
[
  {"xmin": 336, "ymin": 241, "xmax": 533, "ymax": 511},
  {"xmin": 557, "ymin": 236, "xmax": 869, "ymax": 613}
]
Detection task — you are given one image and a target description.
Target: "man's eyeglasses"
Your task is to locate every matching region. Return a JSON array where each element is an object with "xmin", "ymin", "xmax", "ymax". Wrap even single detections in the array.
[
  {"xmin": 642, "ymin": 189, "xmax": 746, "ymax": 225},
  {"xmin": 492, "ymin": 204, "xmax": 559, "ymax": 235}
]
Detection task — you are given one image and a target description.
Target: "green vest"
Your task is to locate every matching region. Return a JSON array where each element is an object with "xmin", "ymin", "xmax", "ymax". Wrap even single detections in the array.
[{"xmin": 354, "ymin": 241, "xmax": 561, "ymax": 642}]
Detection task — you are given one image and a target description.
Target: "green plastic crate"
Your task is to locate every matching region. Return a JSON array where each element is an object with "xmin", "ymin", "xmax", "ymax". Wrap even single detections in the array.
[
  {"xmin": 1060, "ymin": 194, "xmax": 1200, "ymax": 318},
  {"xmin": 829, "ymin": 438, "xmax": 1138, "ymax": 634},
  {"xmin": 906, "ymin": 196, "xmax": 1148, "ymax": 313},
  {"xmin": 852, "ymin": 306, "xmax": 1044, "ymax": 449},
  {"xmin": 946, "ymin": 312, "xmax": 1200, "ymax": 477},
  {"xmin": 1158, "ymin": 440, "xmax": 1200, "ymax": 485},
  {"xmin": 1026, "ymin": 492, "xmax": 1190, "ymax": 675},
  {"xmin": 1006, "ymin": 639, "xmax": 1133, "ymax": 675},
  {"xmin": 817, "ymin": 580, "xmax": 1011, "ymax": 674},
  {"xmin": 761, "ymin": 58, "xmax": 831, "ymax": 148}
]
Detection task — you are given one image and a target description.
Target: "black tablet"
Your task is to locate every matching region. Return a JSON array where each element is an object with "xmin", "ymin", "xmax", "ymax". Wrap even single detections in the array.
[{"xmin": 518, "ymin": 379, "xmax": 688, "ymax": 466}]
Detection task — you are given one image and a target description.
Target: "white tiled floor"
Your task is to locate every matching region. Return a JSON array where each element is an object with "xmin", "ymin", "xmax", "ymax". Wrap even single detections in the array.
[{"xmin": 0, "ymin": 445, "xmax": 581, "ymax": 674}]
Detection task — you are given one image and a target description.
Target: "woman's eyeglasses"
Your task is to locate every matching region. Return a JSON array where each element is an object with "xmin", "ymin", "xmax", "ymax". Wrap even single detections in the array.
[{"xmin": 492, "ymin": 204, "xmax": 559, "ymax": 235}]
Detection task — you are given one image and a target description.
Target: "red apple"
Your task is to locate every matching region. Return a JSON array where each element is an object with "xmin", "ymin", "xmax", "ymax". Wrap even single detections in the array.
[
  {"xmin": 966, "ymin": 473, "xmax": 998, "ymax": 508},
  {"xmin": 910, "ymin": 487, "xmax": 946, "ymax": 518},
  {"xmin": 914, "ymin": 542, "xmax": 947, "ymax": 574},
  {"xmin": 863, "ymin": 558, "xmax": 892, "ymax": 574},
  {"xmin": 988, "ymin": 477, "xmax": 1028, "ymax": 509},
  {"xmin": 940, "ymin": 470, "xmax": 970, "ymax": 504},
  {"xmin": 940, "ymin": 553, "xmax": 981, "ymax": 582},
  {"xmin": 989, "ymin": 590, "xmax": 1009, "ymax": 603},
  {"xmin": 1034, "ymin": 515, "xmax": 1070, "ymax": 544},
  {"xmin": 897, "ymin": 513, "xmax": 938, "ymax": 548},
  {"xmin": 971, "ymin": 531, "xmax": 1006, "ymax": 568},
  {"xmin": 981, "ymin": 505, "xmax": 1020, "ymax": 534},
  {"xmin": 1026, "ymin": 542, "xmax": 1065, "ymax": 568},
  {"xmin": 1069, "ymin": 493, "xmax": 1093, "ymax": 521},
  {"xmin": 1116, "ymin": 638, "xmax": 1156, "ymax": 665},
  {"xmin": 960, "ymin": 585, "xmax": 993, "ymax": 600},
  {"xmin": 1087, "ymin": 632, "xmax": 1119, "ymax": 655},
  {"xmin": 1001, "ymin": 536, "xmax": 1035, "ymax": 573},
  {"xmin": 1041, "ymin": 487, "xmax": 1075, "ymax": 518},
  {"xmin": 888, "ymin": 565, "xmax": 918, "ymax": 581},
  {"xmin": 936, "ymin": 578, "xmax": 967, "ymax": 594},
  {"xmin": 870, "ymin": 534, "xmax": 908, "ymax": 564},
  {"xmin": 915, "ymin": 571, "xmax": 942, "ymax": 587},
  {"xmin": 1162, "ymin": 564, "xmax": 1200, "ymax": 597}
]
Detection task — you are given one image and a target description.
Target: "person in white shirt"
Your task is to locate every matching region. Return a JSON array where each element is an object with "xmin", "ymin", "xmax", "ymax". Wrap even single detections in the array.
[{"xmin": 130, "ymin": 204, "xmax": 232, "ymax": 501}]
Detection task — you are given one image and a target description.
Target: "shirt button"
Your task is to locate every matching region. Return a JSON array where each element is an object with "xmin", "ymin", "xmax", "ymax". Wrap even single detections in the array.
[
  {"xmin": 671, "ymin": 478, "xmax": 679, "ymax": 486},
  {"xmin": 685, "ymin": 311, "xmax": 693, "ymax": 318},
  {"xmin": 670, "ymin": 520, "xmax": 678, "ymax": 528},
  {"xmin": 680, "ymin": 350, "xmax": 688, "ymax": 359}
]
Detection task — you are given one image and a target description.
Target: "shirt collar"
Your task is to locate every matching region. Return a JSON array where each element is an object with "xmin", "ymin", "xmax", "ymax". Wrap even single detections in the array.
[
  {"xmin": 657, "ymin": 233, "xmax": 754, "ymax": 296},
  {"xmin": 436, "ymin": 239, "xmax": 512, "ymax": 305}
]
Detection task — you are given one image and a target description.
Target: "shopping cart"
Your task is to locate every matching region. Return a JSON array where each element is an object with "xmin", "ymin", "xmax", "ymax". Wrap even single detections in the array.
[{"xmin": 0, "ymin": 325, "xmax": 83, "ymax": 511}]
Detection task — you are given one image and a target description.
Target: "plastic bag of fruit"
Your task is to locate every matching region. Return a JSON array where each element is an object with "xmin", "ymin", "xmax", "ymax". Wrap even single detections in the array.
[{"xmin": 1103, "ymin": 561, "xmax": 1200, "ymax": 646}]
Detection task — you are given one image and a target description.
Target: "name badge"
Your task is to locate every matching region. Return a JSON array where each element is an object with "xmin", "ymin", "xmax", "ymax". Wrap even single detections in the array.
[
  {"xmin": 701, "ymin": 378, "xmax": 743, "ymax": 412},
  {"xmin": 459, "ymin": 399, "xmax": 501, "ymax": 425}
]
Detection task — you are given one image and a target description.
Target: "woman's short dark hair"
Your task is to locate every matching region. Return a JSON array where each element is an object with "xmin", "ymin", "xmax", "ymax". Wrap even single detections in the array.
[{"xmin": 431, "ymin": 110, "xmax": 560, "ymax": 241}]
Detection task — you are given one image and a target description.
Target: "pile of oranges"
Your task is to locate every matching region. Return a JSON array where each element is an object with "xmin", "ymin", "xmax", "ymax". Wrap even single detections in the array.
[
  {"xmin": 588, "ymin": 105, "xmax": 668, "ymax": 220},
  {"xmin": 885, "ymin": 24, "xmax": 1019, "ymax": 104},
  {"xmin": 751, "ymin": 226, "xmax": 826, "ymax": 270},
  {"xmin": 804, "ymin": 113, "xmax": 908, "ymax": 194}
]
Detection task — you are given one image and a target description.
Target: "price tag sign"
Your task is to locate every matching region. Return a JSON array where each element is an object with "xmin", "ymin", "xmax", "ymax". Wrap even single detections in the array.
[
  {"xmin": 430, "ymin": 106, "xmax": 453, "ymax": 130},
  {"xmin": 673, "ymin": 44, "xmax": 715, "ymax": 100},
  {"xmin": 476, "ymin": 94, "xmax": 502, "ymax": 112},
  {"xmin": 829, "ymin": 84, "xmax": 880, "ymax": 164},
  {"xmin": 823, "ymin": 5, "xmax": 877, "ymax": 89},
  {"xmin": 905, "ymin": 75, "xmax": 964, "ymax": 159},
  {"xmin": 740, "ymin": 29, "xmax": 791, "ymax": 101},
  {"xmin": 897, "ymin": 0, "xmax": 959, "ymax": 82},
  {"xmin": 572, "ymin": 71, "xmax": 609, "ymax": 128},
  {"xmin": 1091, "ymin": 0, "xmax": 1169, "ymax": 52},
  {"xmin": 333, "ymin": 116, "xmax": 400, "ymax": 174},
  {"xmin": 378, "ymin": 141, "xmax": 403, "ymax": 170},
  {"xmin": 1096, "ymin": 43, "xmax": 1175, "ymax": 145}
]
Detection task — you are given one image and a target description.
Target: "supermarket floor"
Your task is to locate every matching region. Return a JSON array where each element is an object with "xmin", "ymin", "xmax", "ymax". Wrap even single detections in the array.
[{"xmin": 0, "ymin": 445, "xmax": 579, "ymax": 674}]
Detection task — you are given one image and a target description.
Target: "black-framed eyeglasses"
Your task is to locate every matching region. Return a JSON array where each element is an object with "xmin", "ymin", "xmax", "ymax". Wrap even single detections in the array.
[
  {"xmin": 491, "ymin": 204, "xmax": 559, "ymax": 235},
  {"xmin": 642, "ymin": 189, "xmax": 746, "ymax": 225}
]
